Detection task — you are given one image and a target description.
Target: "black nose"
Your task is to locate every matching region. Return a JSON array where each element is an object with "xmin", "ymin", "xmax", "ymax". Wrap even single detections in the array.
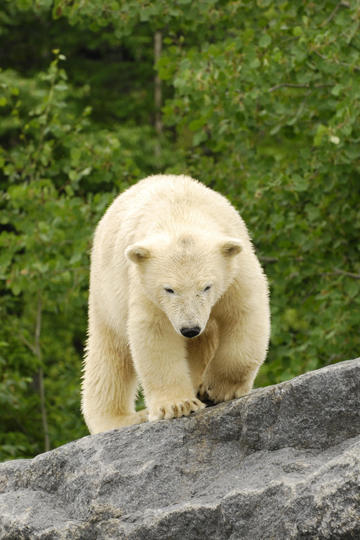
[{"xmin": 180, "ymin": 326, "xmax": 201, "ymax": 338}]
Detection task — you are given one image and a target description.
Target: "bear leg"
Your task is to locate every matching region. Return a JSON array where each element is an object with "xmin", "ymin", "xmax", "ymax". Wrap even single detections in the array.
[
  {"xmin": 200, "ymin": 303, "xmax": 270, "ymax": 403},
  {"xmin": 82, "ymin": 319, "xmax": 145, "ymax": 434},
  {"xmin": 128, "ymin": 301, "xmax": 205, "ymax": 422},
  {"xmin": 186, "ymin": 318, "xmax": 219, "ymax": 391}
]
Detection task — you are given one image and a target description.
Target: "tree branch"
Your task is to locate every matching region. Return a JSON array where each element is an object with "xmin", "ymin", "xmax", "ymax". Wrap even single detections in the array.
[
  {"xmin": 320, "ymin": 2, "xmax": 350, "ymax": 28},
  {"xmin": 260, "ymin": 256, "xmax": 279, "ymax": 264},
  {"xmin": 333, "ymin": 268, "xmax": 360, "ymax": 280},
  {"xmin": 269, "ymin": 82, "xmax": 332, "ymax": 93},
  {"xmin": 313, "ymin": 50, "xmax": 360, "ymax": 73},
  {"xmin": 19, "ymin": 334, "xmax": 37, "ymax": 355}
]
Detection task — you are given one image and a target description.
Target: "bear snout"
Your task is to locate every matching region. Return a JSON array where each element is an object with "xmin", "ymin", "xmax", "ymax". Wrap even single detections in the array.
[{"xmin": 180, "ymin": 326, "xmax": 201, "ymax": 338}]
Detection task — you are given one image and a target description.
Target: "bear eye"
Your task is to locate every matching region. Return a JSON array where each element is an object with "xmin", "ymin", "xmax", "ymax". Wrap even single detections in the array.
[
  {"xmin": 203, "ymin": 285, "xmax": 211, "ymax": 292},
  {"xmin": 164, "ymin": 287, "xmax": 175, "ymax": 294}
]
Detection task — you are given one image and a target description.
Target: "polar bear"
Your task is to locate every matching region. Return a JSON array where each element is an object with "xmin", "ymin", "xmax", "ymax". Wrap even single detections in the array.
[{"xmin": 82, "ymin": 174, "xmax": 270, "ymax": 434}]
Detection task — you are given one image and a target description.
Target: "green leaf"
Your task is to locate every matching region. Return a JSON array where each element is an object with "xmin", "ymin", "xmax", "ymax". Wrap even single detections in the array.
[
  {"xmin": 193, "ymin": 130, "xmax": 207, "ymax": 146},
  {"xmin": 293, "ymin": 174, "xmax": 308, "ymax": 192},
  {"xmin": 293, "ymin": 26, "xmax": 303, "ymax": 37},
  {"xmin": 259, "ymin": 34, "xmax": 271, "ymax": 48}
]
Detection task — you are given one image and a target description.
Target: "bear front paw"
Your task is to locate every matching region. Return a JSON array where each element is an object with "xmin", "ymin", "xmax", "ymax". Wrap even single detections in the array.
[
  {"xmin": 148, "ymin": 397, "xmax": 205, "ymax": 422},
  {"xmin": 198, "ymin": 381, "xmax": 251, "ymax": 404}
]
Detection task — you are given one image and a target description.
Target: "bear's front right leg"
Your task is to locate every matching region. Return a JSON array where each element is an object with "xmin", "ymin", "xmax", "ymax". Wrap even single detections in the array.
[
  {"xmin": 128, "ymin": 297, "xmax": 205, "ymax": 422},
  {"xmin": 82, "ymin": 314, "xmax": 147, "ymax": 434}
]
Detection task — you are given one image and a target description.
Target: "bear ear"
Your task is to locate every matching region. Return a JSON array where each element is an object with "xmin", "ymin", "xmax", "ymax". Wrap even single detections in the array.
[
  {"xmin": 125, "ymin": 244, "xmax": 151, "ymax": 264},
  {"xmin": 220, "ymin": 238, "xmax": 243, "ymax": 257}
]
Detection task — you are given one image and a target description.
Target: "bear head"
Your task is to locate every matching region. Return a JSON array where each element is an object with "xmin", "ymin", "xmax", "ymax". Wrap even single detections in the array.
[{"xmin": 125, "ymin": 232, "xmax": 242, "ymax": 338}]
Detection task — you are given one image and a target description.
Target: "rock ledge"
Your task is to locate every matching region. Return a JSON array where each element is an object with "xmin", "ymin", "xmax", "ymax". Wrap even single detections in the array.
[{"xmin": 1, "ymin": 359, "xmax": 360, "ymax": 539}]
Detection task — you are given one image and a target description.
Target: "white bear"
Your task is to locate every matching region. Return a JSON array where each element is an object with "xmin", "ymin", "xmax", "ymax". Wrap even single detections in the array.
[{"xmin": 82, "ymin": 174, "xmax": 270, "ymax": 434}]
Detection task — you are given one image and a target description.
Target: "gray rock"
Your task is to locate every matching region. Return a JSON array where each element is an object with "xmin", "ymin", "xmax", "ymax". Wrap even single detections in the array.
[{"xmin": 1, "ymin": 358, "xmax": 360, "ymax": 539}]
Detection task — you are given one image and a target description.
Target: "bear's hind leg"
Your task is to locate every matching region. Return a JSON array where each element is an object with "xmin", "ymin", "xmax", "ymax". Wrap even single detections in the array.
[
  {"xmin": 84, "ymin": 409, "xmax": 147, "ymax": 434},
  {"xmin": 82, "ymin": 321, "xmax": 147, "ymax": 434}
]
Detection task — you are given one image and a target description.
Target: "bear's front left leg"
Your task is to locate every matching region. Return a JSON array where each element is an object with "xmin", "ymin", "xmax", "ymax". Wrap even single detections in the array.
[
  {"xmin": 128, "ymin": 298, "xmax": 205, "ymax": 422},
  {"xmin": 199, "ymin": 304, "xmax": 270, "ymax": 403}
]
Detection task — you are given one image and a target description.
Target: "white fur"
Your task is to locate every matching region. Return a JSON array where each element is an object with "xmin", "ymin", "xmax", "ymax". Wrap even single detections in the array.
[{"xmin": 82, "ymin": 175, "xmax": 270, "ymax": 433}]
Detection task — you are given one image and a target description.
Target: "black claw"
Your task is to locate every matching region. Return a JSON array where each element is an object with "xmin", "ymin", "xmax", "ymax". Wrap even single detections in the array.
[{"xmin": 196, "ymin": 392, "xmax": 216, "ymax": 407}]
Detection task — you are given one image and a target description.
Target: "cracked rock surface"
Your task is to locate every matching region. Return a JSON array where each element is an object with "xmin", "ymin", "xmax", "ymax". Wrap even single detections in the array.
[{"xmin": 1, "ymin": 358, "xmax": 359, "ymax": 539}]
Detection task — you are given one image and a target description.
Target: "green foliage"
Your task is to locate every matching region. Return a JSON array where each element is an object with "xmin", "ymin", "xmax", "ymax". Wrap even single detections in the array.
[
  {"xmin": 156, "ymin": 0, "xmax": 360, "ymax": 383},
  {"xmin": 0, "ymin": 50, "xmax": 144, "ymax": 459},
  {"xmin": 1, "ymin": 0, "xmax": 359, "ymax": 460}
]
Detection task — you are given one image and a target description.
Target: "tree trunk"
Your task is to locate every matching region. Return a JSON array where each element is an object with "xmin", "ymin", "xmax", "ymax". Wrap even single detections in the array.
[
  {"xmin": 33, "ymin": 295, "xmax": 50, "ymax": 452},
  {"xmin": 154, "ymin": 31, "xmax": 162, "ymax": 157}
]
